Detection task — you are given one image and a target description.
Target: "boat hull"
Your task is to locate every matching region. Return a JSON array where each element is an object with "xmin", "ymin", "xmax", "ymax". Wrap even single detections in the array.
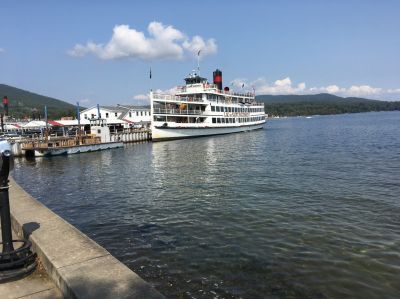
[
  {"xmin": 31, "ymin": 142, "xmax": 124, "ymax": 157},
  {"xmin": 151, "ymin": 123, "xmax": 265, "ymax": 141}
]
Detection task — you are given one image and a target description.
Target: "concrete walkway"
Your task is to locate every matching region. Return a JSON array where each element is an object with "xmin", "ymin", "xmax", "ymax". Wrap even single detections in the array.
[
  {"xmin": 0, "ymin": 227, "xmax": 63, "ymax": 299},
  {"xmin": 7, "ymin": 177, "xmax": 164, "ymax": 299}
]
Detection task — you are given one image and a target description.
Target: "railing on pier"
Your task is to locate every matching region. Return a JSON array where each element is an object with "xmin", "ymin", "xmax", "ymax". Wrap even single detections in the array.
[
  {"xmin": 20, "ymin": 135, "xmax": 101, "ymax": 150},
  {"xmin": 110, "ymin": 129, "xmax": 151, "ymax": 143}
]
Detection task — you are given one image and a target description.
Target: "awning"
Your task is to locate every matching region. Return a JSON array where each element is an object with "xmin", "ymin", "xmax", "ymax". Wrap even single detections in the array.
[
  {"xmin": 22, "ymin": 121, "xmax": 47, "ymax": 128},
  {"xmin": 48, "ymin": 120, "xmax": 64, "ymax": 127},
  {"xmin": 122, "ymin": 118, "xmax": 134, "ymax": 124},
  {"xmin": 4, "ymin": 124, "xmax": 21, "ymax": 130}
]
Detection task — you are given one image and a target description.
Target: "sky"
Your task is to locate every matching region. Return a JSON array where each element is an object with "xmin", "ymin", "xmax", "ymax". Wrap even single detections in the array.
[{"xmin": 1, "ymin": 0, "xmax": 399, "ymax": 106}]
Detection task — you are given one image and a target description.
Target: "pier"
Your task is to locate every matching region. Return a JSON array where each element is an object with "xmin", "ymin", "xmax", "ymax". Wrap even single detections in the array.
[
  {"xmin": 2, "ymin": 177, "xmax": 163, "ymax": 298},
  {"xmin": 7, "ymin": 129, "xmax": 152, "ymax": 157},
  {"xmin": 110, "ymin": 129, "xmax": 152, "ymax": 143}
]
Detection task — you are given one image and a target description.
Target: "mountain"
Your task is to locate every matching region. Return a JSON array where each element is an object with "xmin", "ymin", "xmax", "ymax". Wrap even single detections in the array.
[
  {"xmin": 256, "ymin": 93, "xmax": 400, "ymax": 116},
  {"xmin": 0, "ymin": 84, "xmax": 77, "ymax": 120}
]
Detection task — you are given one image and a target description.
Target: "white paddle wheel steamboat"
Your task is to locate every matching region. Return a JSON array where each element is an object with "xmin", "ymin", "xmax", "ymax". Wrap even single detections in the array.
[{"xmin": 150, "ymin": 69, "xmax": 266, "ymax": 141}]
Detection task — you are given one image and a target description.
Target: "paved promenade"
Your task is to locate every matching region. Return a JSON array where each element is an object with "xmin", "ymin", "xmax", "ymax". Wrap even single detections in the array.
[
  {"xmin": 0, "ymin": 227, "xmax": 63, "ymax": 299},
  {"xmin": 1, "ymin": 177, "xmax": 164, "ymax": 299}
]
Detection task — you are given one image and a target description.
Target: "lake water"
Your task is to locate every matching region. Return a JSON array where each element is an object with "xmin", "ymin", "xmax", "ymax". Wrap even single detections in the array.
[{"xmin": 12, "ymin": 111, "xmax": 400, "ymax": 298}]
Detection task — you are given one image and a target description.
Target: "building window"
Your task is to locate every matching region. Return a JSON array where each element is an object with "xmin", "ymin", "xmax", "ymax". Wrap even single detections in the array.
[
  {"xmin": 84, "ymin": 114, "xmax": 88, "ymax": 119},
  {"xmin": 129, "ymin": 112, "xmax": 132, "ymax": 117},
  {"xmin": 141, "ymin": 111, "xmax": 143, "ymax": 116},
  {"xmin": 115, "ymin": 113, "xmax": 118, "ymax": 117},
  {"xmin": 136, "ymin": 111, "xmax": 139, "ymax": 116}
]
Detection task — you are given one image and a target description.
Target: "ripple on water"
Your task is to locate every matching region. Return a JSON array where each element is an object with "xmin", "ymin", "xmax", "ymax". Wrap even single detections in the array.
[{"xmin": 13, "ymin": 112, "xmax": 400, "ymax": 298}]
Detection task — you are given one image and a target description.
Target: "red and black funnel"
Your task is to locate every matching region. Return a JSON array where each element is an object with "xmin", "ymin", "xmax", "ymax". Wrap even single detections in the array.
[{"xmin": 213, "ymin": 69, "xmax": 222, "ymax": 91}]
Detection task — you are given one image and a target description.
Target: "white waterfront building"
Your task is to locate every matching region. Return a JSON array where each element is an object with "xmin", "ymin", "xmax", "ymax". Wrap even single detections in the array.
[{"xmin": 80, "ymin": 105, "xmax": 151, "ymax": 128}]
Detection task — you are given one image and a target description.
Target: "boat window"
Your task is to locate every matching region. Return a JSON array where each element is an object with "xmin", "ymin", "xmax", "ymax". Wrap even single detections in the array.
[
  {"xmin": 212, "ymin": 118, "xmax": 216, "ymax": 123},
  {"xmin": 106, "ymin": 113, "xmax": 109, "ymax": 118},
  {"xmin": 216, "ymin": 106, "xmax": 220, "ymax": 112},
  {"xmin": 211, "ymin": 106, "xmax": 215, "ymax": 112}
]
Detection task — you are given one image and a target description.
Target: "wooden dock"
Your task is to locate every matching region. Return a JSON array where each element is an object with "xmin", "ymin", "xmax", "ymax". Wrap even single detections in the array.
[{"xmin": 8, "ymin": 129, "xmax": 152, "ymax": 157}]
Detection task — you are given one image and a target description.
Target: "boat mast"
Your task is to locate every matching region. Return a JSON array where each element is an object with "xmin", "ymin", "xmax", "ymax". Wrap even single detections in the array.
[
  {"xmin": 197, "ymin": 50, "xmax": 201, "ymax": 75},
  {"xmin": 44, "ymin": 105, "xmax": 49, "ymax": 142},
  {"xmin": 76, "ymin": 102, "xmax": 81, "ymax": 144}
]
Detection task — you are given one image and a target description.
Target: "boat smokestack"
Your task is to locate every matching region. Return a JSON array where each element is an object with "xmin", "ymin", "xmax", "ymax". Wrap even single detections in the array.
[{"xmin": 213, "ymin": 69, "xmax": 222, "ymax": 91}]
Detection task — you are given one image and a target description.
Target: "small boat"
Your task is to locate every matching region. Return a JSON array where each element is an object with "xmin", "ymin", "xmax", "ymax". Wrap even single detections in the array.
[{"xmin": 22, "ymin": 119, "xmax": 123, "ymax": 157}]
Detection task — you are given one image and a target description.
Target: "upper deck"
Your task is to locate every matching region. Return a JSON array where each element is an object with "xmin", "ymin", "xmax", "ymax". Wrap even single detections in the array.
[
  {"xmin": 152, "ymin": 90, "xmax": 264, "ymax": 106},
  {"xmin": 151, "ymin": 69, "xmax": 264, "ymax": 107}
]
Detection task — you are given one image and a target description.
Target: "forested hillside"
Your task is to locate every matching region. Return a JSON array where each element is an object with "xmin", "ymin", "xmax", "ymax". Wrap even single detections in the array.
[
  {"xmin": 0, "ymin": 84, "xmax": 77, "ymax": 119},
  {"xmin": 256, "ymin": 93, "xmax": 400, "ymax": 116}
]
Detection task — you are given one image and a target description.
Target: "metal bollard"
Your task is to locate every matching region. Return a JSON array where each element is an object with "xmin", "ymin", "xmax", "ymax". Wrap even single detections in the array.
[{"xmin": 0, "ymin": 139, "xmax": 37, "ymax": 282}]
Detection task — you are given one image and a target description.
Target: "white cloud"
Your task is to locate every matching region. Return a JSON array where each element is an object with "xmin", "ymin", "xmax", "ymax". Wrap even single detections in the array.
[
  {"xmin": 182, "ymin": 36, "xmax": 217, "ymax": 57},
  {"xmin": 232, "ymin": 76, "xmax": 400, "ymax": 99},
  {"xmin": 79, "ymin": 98, "xmax": 91, "ymax": 105},
  {"xmin": 347, "ymin": 85, "xmax": 382, "ymax": 97},
  {"xmin": 310, "ymin": 85, "xmax": 346, "ymax": 94},
  {"xmin": 68, "ymin": 22, "xmax": 217, "ymax": 61},
  {"xmin": 246, "ymin": 77, "xmax": 306, "ymax": 95},
  {"xmin": 133, "ymin": 94, "xmax": 149, "ymax": 101}
]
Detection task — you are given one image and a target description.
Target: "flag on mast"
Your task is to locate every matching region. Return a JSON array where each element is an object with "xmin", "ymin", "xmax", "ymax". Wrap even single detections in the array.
[{"xmin": 197, "ymin": 50, "xmax": 201, "ymax": 74}]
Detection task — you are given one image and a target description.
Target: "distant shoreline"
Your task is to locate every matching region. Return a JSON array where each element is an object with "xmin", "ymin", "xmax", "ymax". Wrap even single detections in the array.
[
  {"xmin": 257, "ymin": 93, "xmax": 400, "ymax": 117},
  {"xmin": 266, "ymin": 109, "xmax": 399, "ymax": 119}
]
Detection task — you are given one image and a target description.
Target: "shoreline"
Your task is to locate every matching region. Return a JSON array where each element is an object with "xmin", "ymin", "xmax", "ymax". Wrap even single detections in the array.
[{"xmin": 8, "ymin": 177, "xmax": 164, "ymax": 299}]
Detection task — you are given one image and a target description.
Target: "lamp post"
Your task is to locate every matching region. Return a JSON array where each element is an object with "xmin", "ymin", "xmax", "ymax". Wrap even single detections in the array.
[{"xmin": 0, "ymin": 139, "xmax": 36, "ymax": 282}]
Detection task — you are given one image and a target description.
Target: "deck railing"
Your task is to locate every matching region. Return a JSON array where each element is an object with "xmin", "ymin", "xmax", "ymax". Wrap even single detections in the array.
[
  {"xmin": 153, "ymin": 92, "xmax": 264, "ymax": 106},
  {"xmin": 153, "ymin": 108, "xmax": 203, "ymax": 115},
  {"xmin": 177, "ymin": 84, "xmax": 256, "ymax": 98},
  {"xmin": 152, "ymin": 93, "xmax": 204, "ymax": 102}
]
